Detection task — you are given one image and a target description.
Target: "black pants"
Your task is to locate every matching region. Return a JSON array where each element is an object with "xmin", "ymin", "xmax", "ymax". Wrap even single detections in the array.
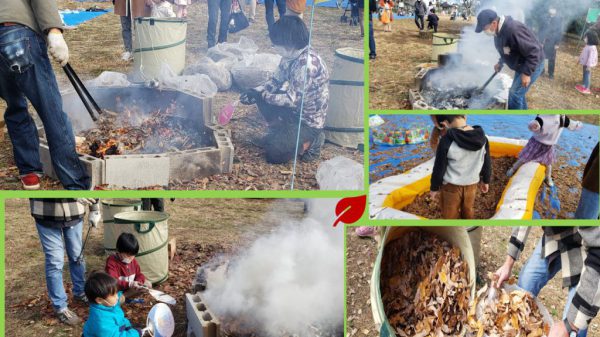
[
  {"xmin": 544, "ymin": 44, "xmax": 557, "ymax": 77},
  {"xmin": 415, "ymin": 15, "xmax": 424, "ymax": 29},
  {"xmin": 256, "ymin": 97, "xmax": 321, "ymax": 164},
  {"xmin": 428, "ymin": 22, "xmax": 438, "ymax": 32},
  {"xmin": 141, "ymin": 198, "xmax": 164, "ymax": 212}
]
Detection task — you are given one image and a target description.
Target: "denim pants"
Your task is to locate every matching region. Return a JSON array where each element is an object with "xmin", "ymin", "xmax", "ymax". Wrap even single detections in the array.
[
  {"xmin": 207, "ymin": 0, "xmax": 232, "ymax": 48},
  {"xmin": 120, "ymin": 14, "xmax": 132, "ymax": 52},
  {"xmin": 369, "ymin": 19, "xmax": 376, "ymax": 57},
  {"xmin": 574, "ymin": 187, "xmax": 599, "ymax": 219},
  {"xmin": 0, "ymin": 25, "xmax": 91, "ymax": 190},
  {"xmin": 508, "ymin": 61, "xmax": 544, "ymax": 110},
  {"xmin": 265, "ymin": 0, "xmax": 286, "ymax": 32},
  {"xmin": 415, "ymin": 15, "xmax": 424, "ymax": 30},
  {"xmin": 583, "ymin": 66, "xmax": 592, "ymax": 89},
  {"xmin": 36, "ymin": 221, "xmax": 86, "ymax": 312},
  {"xmin": 517, "ymin": 239, "xmax": 588, "ymax": 337}
]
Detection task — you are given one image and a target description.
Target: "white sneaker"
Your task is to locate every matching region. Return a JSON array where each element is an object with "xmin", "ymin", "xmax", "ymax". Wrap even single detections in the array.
[
  {"xmin": 121, "ymin": 51, "xmax": 132, "ymax": 61},
  {"xmin": 506, "ymin": 167, "xmax": 515, "ymax": 177},
  {"xmin": 546, "ymin": 176, "xmax": 554, "ymax": 187}
]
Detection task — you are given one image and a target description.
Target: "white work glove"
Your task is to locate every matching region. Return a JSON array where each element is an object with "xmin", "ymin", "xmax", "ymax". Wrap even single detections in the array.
[
  {"xmin": 88, "ymin": 210, "xmax": 101, "ymax": 228},
  {"xmin": 77, "ymin": 198, "xmax": 96, "ymax": 206},
  {"xmin": 47, "ymin": 31, "xmax": 69, "ymax": 66}
]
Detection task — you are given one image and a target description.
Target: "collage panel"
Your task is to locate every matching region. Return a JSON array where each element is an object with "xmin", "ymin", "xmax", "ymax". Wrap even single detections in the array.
[
  {"xmin": 368, "ymin": 0, "xmax": 600, "ymax": 110},
  {"xmin": 346, "ymin": 226, "xmax": 600, "ymax": 337},
  {"xmin": 0, "ymin": 0, "xmax": 364, "ymax": 191},
  {"xmin": 369, "ymin": 114, "xmax": 599, "ymax": 220},
  {"xmin": 5, "ymin": 198, "xmax": 344, "ymax": 337}
]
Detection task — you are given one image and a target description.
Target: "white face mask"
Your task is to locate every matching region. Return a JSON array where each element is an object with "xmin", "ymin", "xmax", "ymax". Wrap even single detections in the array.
[{"xmin": 484, "ymin": 28, "xmax": 495, "ymax": 36}]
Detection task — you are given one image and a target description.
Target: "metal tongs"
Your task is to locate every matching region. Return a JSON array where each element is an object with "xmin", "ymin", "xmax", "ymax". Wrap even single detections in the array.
[
  {"xmin": 63, "ymin": 63, "xmax": 103, "ymax": 121},
  {"xmin": 474, "ymin": 70, "xmax": 499, "ymax": 96}
]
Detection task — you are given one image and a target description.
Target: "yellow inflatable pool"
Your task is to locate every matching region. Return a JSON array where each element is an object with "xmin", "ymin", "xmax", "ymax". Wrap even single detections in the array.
[{"xmin": 369, "ymin": 136, "xmax": 546, "ymax": 220}]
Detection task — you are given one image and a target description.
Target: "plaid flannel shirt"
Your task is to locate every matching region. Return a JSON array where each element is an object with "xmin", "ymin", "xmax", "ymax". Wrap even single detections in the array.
[
  {"xmin": 508, "ymin": 226, "xmax": 600, "ymax": 330},
  {"xmin": 258, "ymin": 47, "xmax": 329, "ymax": 129},
  {"xmin": 30, "ymin": 198, "xmax": 98, "ymax": 223}
]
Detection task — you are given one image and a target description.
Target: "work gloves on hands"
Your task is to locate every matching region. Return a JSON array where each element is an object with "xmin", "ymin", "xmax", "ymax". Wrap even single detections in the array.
[
  {"xmin": 88, "ymin": 210, "xmax": 101, "ymax": 228},
  {"xmin": 239, "ymin": 89, "xmax": 261, "ymax": 105},
  {"xmin": 47, "ymin": 31, "xmax": 69, "ymax": 67},
  {"xmin": 77, "ymin": 198, "xmax": 101, "ymax": 227}
]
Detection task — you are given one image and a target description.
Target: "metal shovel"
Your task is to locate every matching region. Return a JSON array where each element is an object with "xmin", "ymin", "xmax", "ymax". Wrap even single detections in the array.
[
  {"xmin": 141, "ymin": 286, "xmax": 176, "ymax": 305},
  {"xmin": 473, "ymin": 71, "xmax": 499, "ymax": 96}
]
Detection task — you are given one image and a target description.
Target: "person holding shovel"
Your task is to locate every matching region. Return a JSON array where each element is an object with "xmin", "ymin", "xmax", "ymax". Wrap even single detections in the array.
[
  {"xmin": 495, "ymin": 226, "xmax": 600, "ymax": 337},
  {"xmin": 0, "ymin": 0, "xmax": 92, "ymax": 190},
  {"xmin": 30, "ymin": 198, "xmax": 101, "ymax": 325},
  {"xmin": 475, "ymin": 9, "xmax": 545, "ymax": 110}
]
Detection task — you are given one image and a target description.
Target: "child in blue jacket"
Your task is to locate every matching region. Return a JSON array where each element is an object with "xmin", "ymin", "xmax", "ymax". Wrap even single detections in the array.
[{"xmin": 83, "ymin": 272, "xmax": 141, "ymax": 337}]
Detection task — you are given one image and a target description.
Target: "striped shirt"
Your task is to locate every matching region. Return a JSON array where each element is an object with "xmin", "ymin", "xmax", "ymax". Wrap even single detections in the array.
[
  {"xmin": 508, "ymin": 226, "xmax": 600, "ymax": 330},
  {"xmin": 30, "ymin": 199, "xmax": 98, "ymax": 227}
]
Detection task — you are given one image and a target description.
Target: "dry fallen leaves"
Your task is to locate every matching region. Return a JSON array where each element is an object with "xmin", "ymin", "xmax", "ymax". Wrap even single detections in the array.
[
  {"xmin": 467, "ymin": 274, "xmax": 550, "ymax": 337},
  {"xmin": 381, "ymin": 230, "xmax": 471, "ymax": 337}
]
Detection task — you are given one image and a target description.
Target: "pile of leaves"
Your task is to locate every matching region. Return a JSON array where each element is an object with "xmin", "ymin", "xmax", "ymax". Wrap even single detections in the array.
[
  {"xmin": 76, "ymin": 108, "xmax": 212, "ymax": 159},
  {"xmin": 467, "ymin": 276, "xmax": 550, "ymax": 337},
  {"xmin": 380, "ymin": 230, "xmax": 471, "ymax": 337}
]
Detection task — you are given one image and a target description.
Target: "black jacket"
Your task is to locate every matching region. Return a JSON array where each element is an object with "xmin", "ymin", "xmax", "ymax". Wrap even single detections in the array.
[
  {"xmin": 539, "ymin": 15, "xmax": 563, "ymax": 47},
  {"xmin": 430, "ymin": 126, "xmax": 492, "ymax": 192},
  {"xmin": 494, "ymin": 16, "xmax": 544, "ymax": 76},
  {"xmin": 414, "ymin": 0, "xmax": 427, "ymax": 16},
  {"xmin": 427, "ymin": 13, "xmax": 439, "ymax": 25}
]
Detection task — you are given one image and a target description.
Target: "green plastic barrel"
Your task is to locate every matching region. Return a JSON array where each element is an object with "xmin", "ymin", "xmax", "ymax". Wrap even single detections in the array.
[
  {"xmin": 108, "ymin": 211, "xmax": 170, "ymax": 285},
  {"xmin": 370, "ymin": 227, "xmax": 476, "ymax": 337},
  {"xmin": 431, "ymin": 33, "xmax": 460, "ymax": 62}
]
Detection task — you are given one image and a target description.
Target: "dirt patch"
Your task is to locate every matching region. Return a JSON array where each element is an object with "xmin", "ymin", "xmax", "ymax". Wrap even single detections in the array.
[{"xmin": 402, "ymin": 156, "xmax": 515, "ymax": 219}]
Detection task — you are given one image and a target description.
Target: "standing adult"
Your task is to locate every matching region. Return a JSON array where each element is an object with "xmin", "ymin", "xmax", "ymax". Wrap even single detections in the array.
[
  {"xmin": 207, "ymin": 0, "xmax": 232, "ymax": 48},
  {"xmin": 0, "ymin": 0, "xmax": 91, "ymax": 190},
  {"xmin": 475, "ymin": 9, "xmax": 544, "ymax": 110},
  {"xmin": 574, "ymin": 143, "xmax": 599, "ymax": 219},
  {"xmin": 114, "ymin": 0, "xmax": 151, "ymax": 61},
  {"xmin": 414, "ymin": 0, "xmax": 427, "ymax": 31},
  {"xmin": 538, "ymin": 7, "xmax": 562, "ymax": 79},
  {"xmin": 358, "ymin": 0, "xmax": 364, "ymax": 37},
  {"xmin": 265, "ymin": 0, "xmax": 286, "ymax": 33},
  {"xmin": 31, "ymin": 198, "xmax": 101, "ymax": 325},
  {"xmin": 369, "ymin": 0, "xmax": 377, "ymax": 59}
]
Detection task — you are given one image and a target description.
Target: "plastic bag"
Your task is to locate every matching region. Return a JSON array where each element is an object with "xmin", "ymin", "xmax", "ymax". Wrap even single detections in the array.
[
  {"xmin": 184, "ymin": 56, "xmax": 232, "ymax": 91},
  {"xmin": 230, "ymin": 53, "xmax": 281, "ymax": 91},
  {"xmin": 86, "ymin": 71, "xmax": 131, "ymax": 87},
  {"xmin": 206, "ymin": 37, "xmax": 258, "ymax": 69},
  {"xmin": 316, "ymin": 156, "xmax": 364, "ymax": 191},
  {"xmin": 158, "ymin": 64, "xmax": 218, "ymax": 98}
]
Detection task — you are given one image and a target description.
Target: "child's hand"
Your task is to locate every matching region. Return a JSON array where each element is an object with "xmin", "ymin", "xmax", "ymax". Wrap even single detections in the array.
[{"xmin": 480, "ymin": 183, "xmax": 489, "ymax": 193}]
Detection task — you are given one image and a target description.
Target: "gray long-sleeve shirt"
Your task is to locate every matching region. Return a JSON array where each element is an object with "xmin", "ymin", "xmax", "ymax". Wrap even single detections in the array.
[{"xmin": 0, "ymin": 0, "xmax": 63, "ymax": 35}]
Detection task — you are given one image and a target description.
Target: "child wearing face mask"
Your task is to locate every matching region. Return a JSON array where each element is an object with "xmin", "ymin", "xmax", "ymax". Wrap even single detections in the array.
[
  {"xmin": 105, "ymin": 233, "xmax": 152, "ymax": 299},
  {"xmin": 576, "ymin": 31, "xmax": 599, "ymax": 95},
  {"xmin": 82, "ymin": 272, "xmax": 141, "ymax": 337}
]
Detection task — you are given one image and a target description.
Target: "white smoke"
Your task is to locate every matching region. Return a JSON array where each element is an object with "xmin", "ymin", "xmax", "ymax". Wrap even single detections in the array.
[{"xmin": 202, "ymin": 199, "xmax": 344, "ymax": 337}]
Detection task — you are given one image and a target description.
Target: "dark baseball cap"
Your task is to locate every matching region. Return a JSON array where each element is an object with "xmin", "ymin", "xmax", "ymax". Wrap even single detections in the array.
[{"xmin": 475, "ymin": 9, "xmax": 498, "ymax": 33}]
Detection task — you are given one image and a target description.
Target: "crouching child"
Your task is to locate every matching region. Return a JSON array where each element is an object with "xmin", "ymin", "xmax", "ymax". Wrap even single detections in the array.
[
  {"xmin": 430, "ymin": 115, "xmax": 491, "ymax": 219},
  {"xmin": 106, "ymin": 233, "xmax": 152, "ymax": 299},
  {"xmin": 82, "ymin": 272, "xmax": 141, "ymax": 337}
]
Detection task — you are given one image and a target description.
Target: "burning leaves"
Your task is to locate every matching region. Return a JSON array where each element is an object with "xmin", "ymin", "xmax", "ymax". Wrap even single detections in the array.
[
  {"xmin": 467, "ymin": 275, "xmax": 551, "ymax": 337},
  {"xmin": 381, "ymin": 230, "xmax": 471, "ymax": 337},
  {"xmin": 76, "ymin": 104, "xmax": 213, "ymax": 158}
]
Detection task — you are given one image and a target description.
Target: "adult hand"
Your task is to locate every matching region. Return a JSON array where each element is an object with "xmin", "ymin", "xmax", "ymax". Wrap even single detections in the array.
[
  {"xmin": 494, "ymin": 256, "xmax": 515, "ymax": 288},
  {"xmin": 480, "ymin": 183, "xmax": 489, "ymax": 193},
  {"xmin": 88, "ymin": 210, "xmax": 101, "ymax": 228},
  {"xmin": 47, "ymin": 29, "xmax": 69, "ymax": 67},
  {"xmin": 430, "ymin": 191, "xmax": 439, "ymax": 201},
  {"xmin": 548, "ymin": 321, "xmax": 570, "ymax": 337},
  {"xmin": 239, "ymin": 89, "xmax": 259, "ymax": 105},
  {"xmin": 494, "ymin": 63, "xmax": 503, "ymax": 73},
  {"xmin": 77, "ymin": 198, "xmax": 97, "ymax": 206},
  {"xmin": 521, "ymin": 74, "xmax": 531, "ymax": 88}
]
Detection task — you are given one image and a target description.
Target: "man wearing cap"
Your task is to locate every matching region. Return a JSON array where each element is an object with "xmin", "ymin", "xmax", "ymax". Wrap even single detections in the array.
[{"xmin": 475, "ymin": 9, "xmax": 545, "ymax": 110}]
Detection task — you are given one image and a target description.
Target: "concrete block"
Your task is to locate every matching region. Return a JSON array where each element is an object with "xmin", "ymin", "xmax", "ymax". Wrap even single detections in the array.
[
  {"xmin": 185, "ymin": 293, "xmax": 221, "ymax": 337},
  {"xmin": 168, "ymin": 148, "xmax": 223, "ymax": 180},
  {"xmin": 39, "ymin": 141, "xmax": 57, "ymax": 180},
  {"xmin": 215, "ymin": 131, "xmax": 234, "ymax": 174},
  {"xmin": 79, "ymin": 153, "xmax": 104, "ymax": 187},
  {"xmin": 104, "ymin": 154, "xmax": 170, "ymax": 188}
]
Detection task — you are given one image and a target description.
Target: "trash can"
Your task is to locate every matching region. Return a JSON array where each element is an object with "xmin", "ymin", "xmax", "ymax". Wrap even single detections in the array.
[{"xmin": 431, "ymin": 33, "xmax": 460, "ymax": 62}]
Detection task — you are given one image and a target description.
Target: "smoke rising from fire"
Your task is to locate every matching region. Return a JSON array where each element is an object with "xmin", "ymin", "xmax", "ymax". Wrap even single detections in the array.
[{"xmin": 202, "ymin": 199, "xmax": 344, "ymax": 337}]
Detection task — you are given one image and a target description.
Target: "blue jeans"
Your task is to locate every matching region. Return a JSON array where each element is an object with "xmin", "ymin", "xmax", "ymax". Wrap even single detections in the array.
[
  {"xmin": 265, "ymin": 0, "xmax": 286, "ymax": 32},
  {"xmin": 518, "ymin": 239, "xmax": 588, "ymax": 337},
  {"xmin": 369, "ymin": 19, "xmax": 376, "ymax": 57},
  {"xmin": 508, "ymin": 61, "xmax": 544, "ymax": 110},
  {"xmin": 36, "ymin": 221, "xmax": 86, "ymax": 311},
  {"xmin": 583, "ymin": 66, "xmax": 591, "ymax": 89},
  {"xmin": 0, "ymin": 25, "xmax": 90, "ymax": 190},
  {"xmin": 207, "ymin": 0, "xmax": 232, "ymax": 48},
  {"xmin": 575, "ymin": 187, "xmax": 599, "ymax": 219}
]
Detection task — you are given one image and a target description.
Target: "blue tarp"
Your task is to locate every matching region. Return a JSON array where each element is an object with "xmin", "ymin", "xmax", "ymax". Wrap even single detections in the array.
[
  {"xmin": 393, "ymin": 14, "xmax": 415, "ymax": 19},
  {"xmin": 257, "ymin": 0, "xmax": 348, "ymax": 8},
  {"xmin": 61, "ymin": 9, "xmax": 111, "ymax": 27}
]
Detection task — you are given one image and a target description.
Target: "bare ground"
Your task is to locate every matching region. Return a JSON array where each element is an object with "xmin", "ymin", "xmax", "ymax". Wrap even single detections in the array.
[
  {"xmin": 369, "ymin": 15, "xmax": 600, "ymax": 110},
  {"xmin": 345, "ymin": 227, "xmax": 600, "ymax": 337},
  {"xmin": 5, "ymin": 198, "xmax": 307, "ymax": 337},
  {"xmin": 0, "ymin": 0, "xmax": 363, "ymax": 190}
]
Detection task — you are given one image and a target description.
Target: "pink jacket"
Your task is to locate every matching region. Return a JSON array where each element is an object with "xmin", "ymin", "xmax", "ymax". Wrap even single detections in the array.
[{"xmin": 579, "ymin": 45, "xmax": 598, "ymax": 68}]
